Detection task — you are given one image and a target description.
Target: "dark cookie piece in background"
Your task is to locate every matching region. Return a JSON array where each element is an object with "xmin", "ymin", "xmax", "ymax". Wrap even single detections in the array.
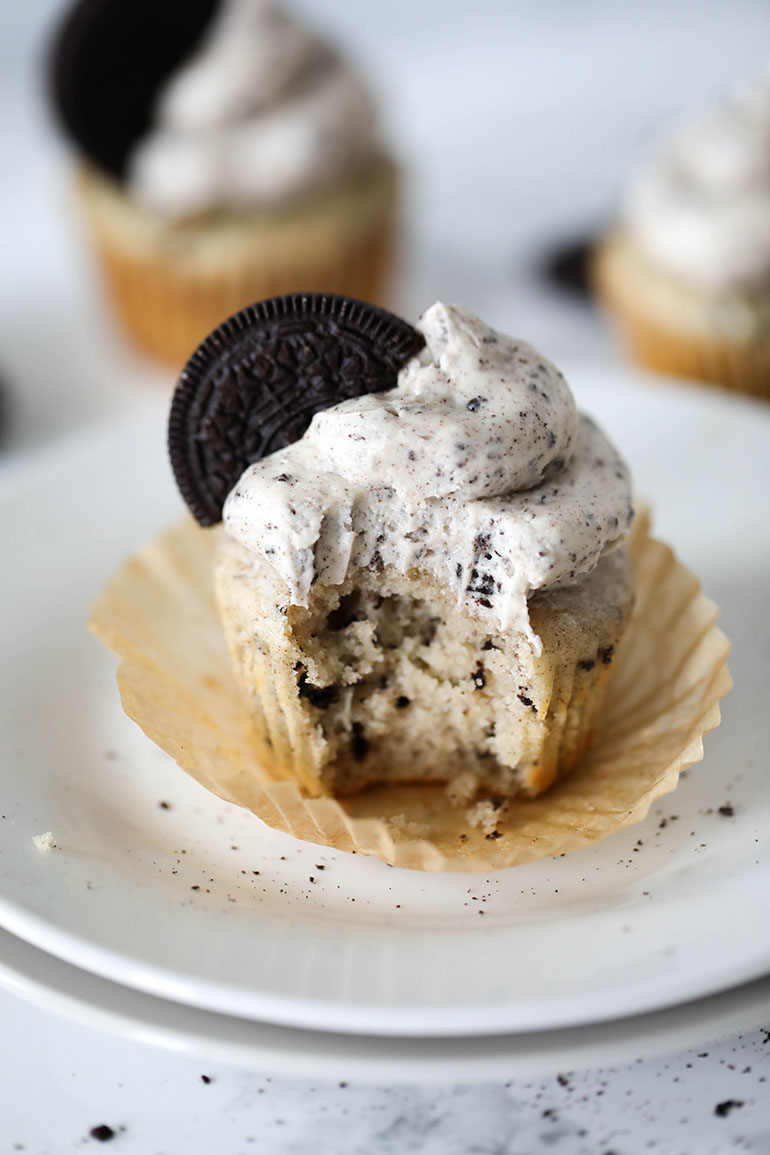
[
  {"xmin": 540, "ymin": 233, "xmax": 597, "ymax": 299},
  {"xmin": 49, "ymin": 0, "xmax": 220, "ymax": 179},
  {"xmin": 0, "ymin": 366, "xmax": 13, "ymax": 450},
  {"xmin": 169, "ymin": 293, "xmax": 425, "ymax": 526}
]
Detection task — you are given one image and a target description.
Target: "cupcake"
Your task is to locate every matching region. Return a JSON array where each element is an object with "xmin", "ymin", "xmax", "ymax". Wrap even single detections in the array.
[
  {"xmin": 168, "ymin": 295, "xmax": 636, "ymax": 802},
  {"xmin": 92, "ymin": 293, "xmax": 731, "ymax": 869},
  {"xmin": 49, "ymin": 0, "xmax": 399, "ymax": 365},
  {"xmin": 594, "ymin": 72, "xmax": 770, "ymax": 398}
]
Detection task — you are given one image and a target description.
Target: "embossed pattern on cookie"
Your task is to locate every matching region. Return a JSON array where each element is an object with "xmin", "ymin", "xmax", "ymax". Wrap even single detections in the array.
[{"xmin": 169, "ymin": 293, "xmax": 425, "ymax": 526}]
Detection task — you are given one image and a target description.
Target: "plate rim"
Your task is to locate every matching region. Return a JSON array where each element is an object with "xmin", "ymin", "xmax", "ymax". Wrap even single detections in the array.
[
  {"xmin": 2, "ymin": 925, "xmax": 770, "ymax": 1084},
  {"xmin": 0, "ymin": 367, "xmax": 768, "ymax": 1037}
]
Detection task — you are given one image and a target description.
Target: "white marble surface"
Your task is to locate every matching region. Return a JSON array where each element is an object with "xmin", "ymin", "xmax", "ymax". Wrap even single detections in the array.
[
  {"xmin": 2, "ymin": 1, "xmax": 770, "ymax": 1151},
  {"xmin": 2, "ymin": 985, "xmax": 770, "ymax": 1153}
]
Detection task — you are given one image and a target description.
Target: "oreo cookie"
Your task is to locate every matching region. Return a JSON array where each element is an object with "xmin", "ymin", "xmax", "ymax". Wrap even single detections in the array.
[
  {"xmin": 0, "ymin": 367, "xmax": 9, "ymax": 450},
  {"xmin": 49, "ymin": 0, "xmax": 220, "ymax": 179},
  {"xmin": 541, "ymin": 234, "xmax": 597, "ymax": 299},
  {"xmin": 169, "ymin": 294, "xmax": 425, "ymax": 526}
]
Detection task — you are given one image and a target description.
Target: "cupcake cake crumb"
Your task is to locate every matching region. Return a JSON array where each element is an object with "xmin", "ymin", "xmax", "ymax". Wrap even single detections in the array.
[{"xmin": 32, "ymin": 832, "xmax": 56, "ymax": 853}]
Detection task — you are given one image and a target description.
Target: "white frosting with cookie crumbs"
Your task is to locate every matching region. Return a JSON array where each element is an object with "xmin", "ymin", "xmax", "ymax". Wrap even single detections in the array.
[
  {"xmin": 223, "ymin": 303, "xmax": 634, "ymax": 651},
  {"xmin": 128, "ymin": 0, "xmax": 379, "ymax": 218},
  {"xmin": 623, "ymin": 70, "xmax": 770, "ymax": 288}
]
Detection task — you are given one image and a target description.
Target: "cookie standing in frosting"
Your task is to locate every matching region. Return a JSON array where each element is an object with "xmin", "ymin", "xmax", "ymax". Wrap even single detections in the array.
[
  {"xmin": 196, "ymin": 296, "xmax": 637, "ymax": 800},
  {"xmin": 51, "ymin": 0, "xmax": 380, "ymax": 218},
  {"xmin": 49, "ymin": 0, "xmax": 401, "ymax": 365},
  {"xmin": 50, "ymin": 0, "xmax": 221, "ymax": 181},
  {"xmin": 223, "ymin": 303, "xmax": 634, "ymax": 650}
]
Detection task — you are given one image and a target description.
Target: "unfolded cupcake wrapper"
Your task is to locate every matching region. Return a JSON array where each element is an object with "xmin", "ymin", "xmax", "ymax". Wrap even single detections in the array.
[
  {"xmin": 89, "ymin": 512, "xmax": 731, "ymax": 872},
  {"xmin": 594, "ymin": 239, "xmax": 770, "ymax": 400},
  {"xmin": 75, "ymin": 161, "xmax": 399, "ymax": 367}
]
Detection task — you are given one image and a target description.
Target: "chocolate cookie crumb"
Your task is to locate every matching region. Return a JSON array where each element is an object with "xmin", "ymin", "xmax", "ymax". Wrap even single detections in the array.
[
  {"xmin": 540, "ymin": 235, "xmax": 596, "ymax": 298},
  {"xmin": 351, "ymin": 722, "xmax": 369, "ymax": 761},
  {"xmin": 89, "ymin": 1125, "xmax": 116, "ymax": 1142},
  {"xmin": 714, "ymin": 1099, "xmax": 744, "ymax": 1117},
  {"xmin": 297, "ymin": 670, "xmax": 337, "ymax": 709}
]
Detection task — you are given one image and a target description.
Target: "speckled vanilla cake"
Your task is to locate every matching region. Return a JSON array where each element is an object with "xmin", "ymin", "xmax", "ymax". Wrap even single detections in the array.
[{"xmin": 169, "ymin": 294, "xmax": 635, "ymax": 803}]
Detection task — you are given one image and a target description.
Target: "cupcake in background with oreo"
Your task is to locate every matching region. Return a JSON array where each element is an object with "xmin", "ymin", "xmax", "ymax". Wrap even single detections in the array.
[
  {"xmin": 49, "ymin": 0, "xmax": 400, "ymax": 365},
  {"xmin": 594, "ymin": 71, "xmax": 770, "ymax": 399}
]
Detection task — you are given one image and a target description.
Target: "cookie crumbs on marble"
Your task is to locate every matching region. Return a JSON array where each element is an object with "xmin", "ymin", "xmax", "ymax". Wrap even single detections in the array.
[
  {"xmin": 714, "ymin": 1099, "xmax": 745, "ymax": 1117},
  {"xmin": 88, "ymin": 1125, "xmax": 117, "ymax": 1142}
]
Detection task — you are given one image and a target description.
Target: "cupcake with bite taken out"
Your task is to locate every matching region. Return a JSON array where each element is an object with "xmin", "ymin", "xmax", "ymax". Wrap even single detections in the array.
[
  {"xmin": 91, "ymin": 292, "xmax": 733, "ymax": 869},
  {"xmin": 594, "ymin": 71, "xmax": 770, "ymax": 398},
  {"xmin": 49, "ymin": 0, "xmax": 399, "ymax": 366},
  {"xmin": 169, "ymin": 295, "xmax": 636, "ymax": 802}
]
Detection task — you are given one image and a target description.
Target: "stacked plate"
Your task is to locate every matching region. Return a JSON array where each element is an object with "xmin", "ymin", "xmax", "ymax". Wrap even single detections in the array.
[{"xmin": 1, "ymin": 369, "xmax": 769, "ymax": 1082}]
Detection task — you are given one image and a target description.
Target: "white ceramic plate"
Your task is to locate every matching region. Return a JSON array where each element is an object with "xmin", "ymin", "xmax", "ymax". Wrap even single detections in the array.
[
  {"xmin": 3, "ymin": 924, "xmax": 770, "ymax": 1083},
  {"xmin": 0, "ymin": 369, "xmax": 768, "ymax": 1037}
]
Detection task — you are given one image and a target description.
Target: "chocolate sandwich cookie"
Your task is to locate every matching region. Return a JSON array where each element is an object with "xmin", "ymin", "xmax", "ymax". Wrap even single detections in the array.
[
  {"xmin": 169, "ymin": 293, "xmax": 425, "ymax": 526},
  {"xmin": 541, "ymin": 234, "xmax": 597, "ymax": 299},
  {"xmin": 49, "ymin": 0, "xmax": 220, "ymax": 179},
  {"xmin": 0, "ymin": 368, "xmax": 9, "ymax": 449}
]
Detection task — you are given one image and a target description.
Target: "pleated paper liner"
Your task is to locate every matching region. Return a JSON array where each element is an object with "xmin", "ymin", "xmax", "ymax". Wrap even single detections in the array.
[{"xmin": 89, "ymin": 511, "xmax": 731, "ymax": 872}]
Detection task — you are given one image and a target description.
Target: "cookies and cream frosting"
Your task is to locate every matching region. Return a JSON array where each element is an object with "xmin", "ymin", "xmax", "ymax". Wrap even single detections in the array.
[
  {"xmin": 128, "ymin": 0, "xmax": 379, "ymax": 217},
  {"xmin": 223, "ymin": 303, "xmax": 634, "ymax": 650},
  {"xmin": 622, "ymin": 71, "xmax": 770, "ymax": 288}
]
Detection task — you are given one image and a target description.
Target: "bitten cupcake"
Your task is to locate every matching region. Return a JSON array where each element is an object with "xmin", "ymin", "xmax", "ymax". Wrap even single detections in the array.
[
  {"xmin": 49, "ymin": 0, "xmax": 399, "ymax": 365},
  {"xmin": 92, "ymin": 293, "xmax": 731, "ymax": 869},
  {"xmin": 594, "ymin": 72, "xmax": 770, "ymax": 398},
  {"xmin": 170, "ymin": 296, "xmax": 635, "ymax": 802}
]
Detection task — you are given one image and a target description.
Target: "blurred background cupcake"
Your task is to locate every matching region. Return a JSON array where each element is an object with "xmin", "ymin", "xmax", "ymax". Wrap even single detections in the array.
[
  {"xmin": 594, "ymin": 70, "xmax": 770, "ymax": 399},
  {"xmin": 49, "ymin": 0, "xmax": 400, "ymax": 365}
]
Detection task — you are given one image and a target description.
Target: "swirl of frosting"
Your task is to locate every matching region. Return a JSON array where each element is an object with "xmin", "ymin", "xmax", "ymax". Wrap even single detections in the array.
[
  {"xmin": 306, "ymin": 303, "xmax": 577, "ymax": 500},
  {"xmin": 128, "ymin": 0, "xmax": 378, "ymax": 218},
  {"xmin": 622, "ymin": 70, "xmax": 770, "ymax": 288},
  {"xmin": 223, "ymin": 304, "xmax": 634, "ymax": 651}
]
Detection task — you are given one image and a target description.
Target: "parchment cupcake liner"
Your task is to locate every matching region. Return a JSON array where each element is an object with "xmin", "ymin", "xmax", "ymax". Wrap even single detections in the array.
[
  {"xmin": 90, "ymin": 512, "xmax": 731, "ymax": 872},
  {"xmin": 75, "ymin": 158, "xmax": 399, "ymax": 367}
]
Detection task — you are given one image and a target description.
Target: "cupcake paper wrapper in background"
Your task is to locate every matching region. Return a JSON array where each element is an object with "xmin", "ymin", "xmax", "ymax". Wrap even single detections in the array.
[
  {"xmin": 89, "ymin": 512, "xmax": 731, "ymax": 872},
  {"xmin": 594, "ymin": 235, "xmax": 770, "ymax": 400},
  {"xmin": 74, "ymin": 158, "xmax": 399, "ymax": 367}
]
